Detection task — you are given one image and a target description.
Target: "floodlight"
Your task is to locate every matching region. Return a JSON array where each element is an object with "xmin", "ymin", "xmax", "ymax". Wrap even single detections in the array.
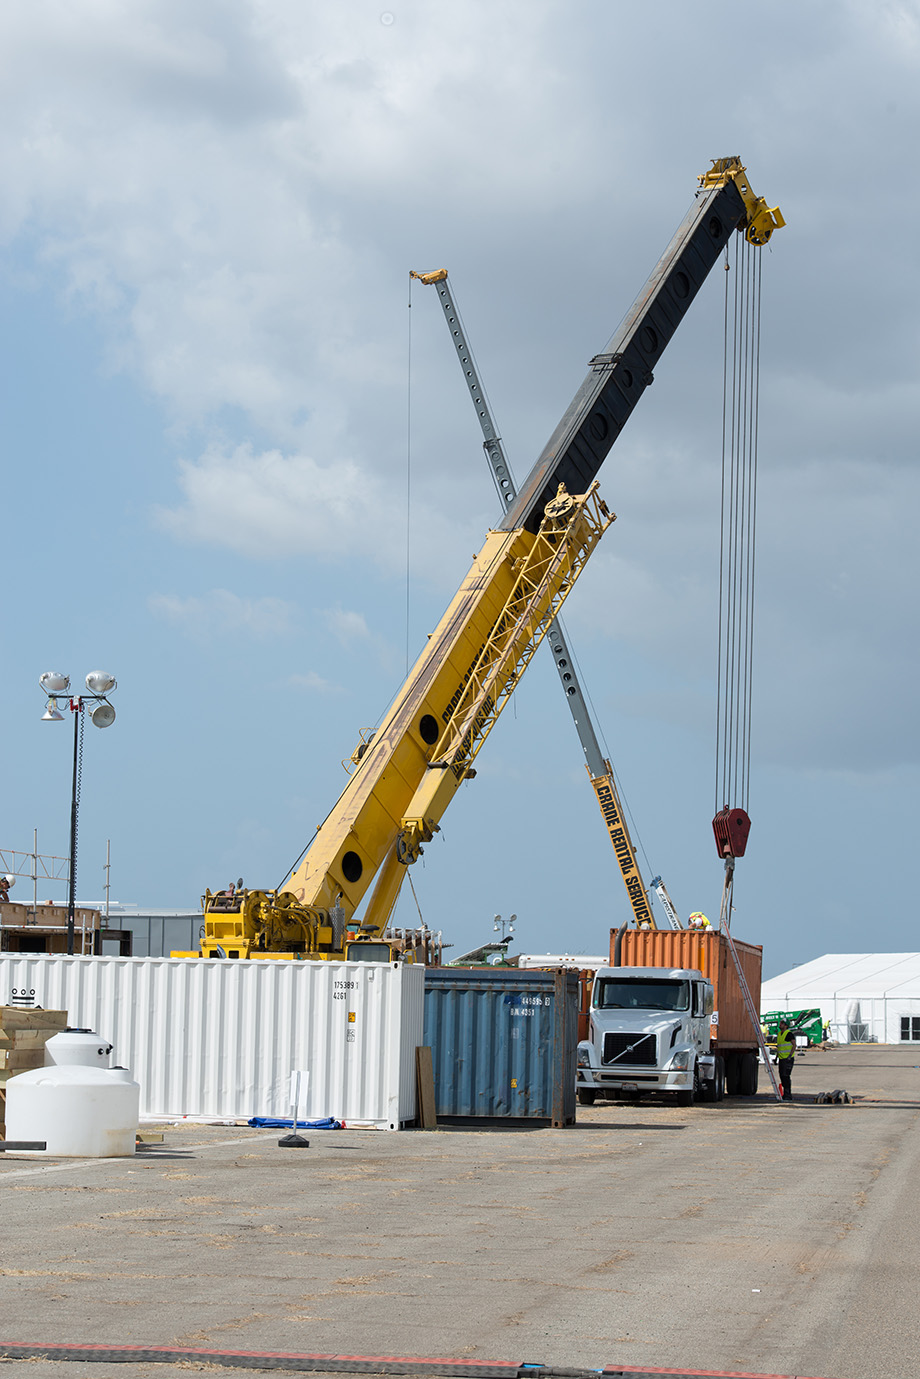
[
  {"xmin": 41, "ymin": 699, "xmax": 65, "ymax": 722},
  {"xmin": 89, "ymin": 702, "xmax": 116, "ymax": 729},
  {"xmin": 39, "ymin": 672, "xmax": 70, "ymax": 694},
  {"xmin": 85, "ymin": 671, "xmax": 116, "ymax": 694}
]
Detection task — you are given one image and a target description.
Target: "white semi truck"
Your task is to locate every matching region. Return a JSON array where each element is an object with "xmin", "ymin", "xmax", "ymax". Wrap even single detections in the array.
[
  {"xmin": 576, "ymin": 931, "xmax": 764, "ymax": 1106},
  {"xmin": 576, "ymin": 965, "xmax": 723, "ymax": 1105}
]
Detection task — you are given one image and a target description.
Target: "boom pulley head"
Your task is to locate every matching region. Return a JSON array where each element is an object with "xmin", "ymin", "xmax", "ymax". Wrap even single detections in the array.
[{"xmin": 698, "ymin": 156, "xmax": 785, "ymax": 246}]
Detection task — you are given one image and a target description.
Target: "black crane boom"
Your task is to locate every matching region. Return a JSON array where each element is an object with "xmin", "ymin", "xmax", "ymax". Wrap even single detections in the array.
[{"xmin": 503, "ymin": 175, "xmax": 751, "ymax": 534}]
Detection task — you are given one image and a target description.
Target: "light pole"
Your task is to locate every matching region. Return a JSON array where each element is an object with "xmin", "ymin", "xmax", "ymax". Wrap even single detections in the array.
[
  {"xmin": 493, "ymin": 912, "xmax": 517, "ymax": 942},
  {"xmin": 39, "ymin": 671, "xmax": 117, "ymax": 956}
]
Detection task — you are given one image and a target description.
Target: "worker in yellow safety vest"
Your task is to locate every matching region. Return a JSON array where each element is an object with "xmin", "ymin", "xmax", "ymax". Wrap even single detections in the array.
[
  {"xmin": 775, "ymin": 1021, "xmax": 796, "ymax": 1101},
  {"xmin": 687, "ymin": 912, "xmax": 712, "ymax": 931}
]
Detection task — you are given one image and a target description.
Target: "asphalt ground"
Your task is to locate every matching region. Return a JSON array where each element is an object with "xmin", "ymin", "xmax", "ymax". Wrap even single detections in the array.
[{"xmin": 1, "ymin": 1045, "xmax": 918, "ymax": 1379}]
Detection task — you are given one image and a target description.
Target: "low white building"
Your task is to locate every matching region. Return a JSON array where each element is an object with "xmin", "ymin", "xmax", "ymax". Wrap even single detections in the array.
[{"xmin": 761, "ymin": 953, "xmax": 920, "ymax": 1045}]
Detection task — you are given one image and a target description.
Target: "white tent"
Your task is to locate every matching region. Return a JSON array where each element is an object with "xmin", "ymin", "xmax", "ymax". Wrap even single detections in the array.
[{"xmin": 761, "ymin": 953, "xmax": 920, "ymax": 1045}]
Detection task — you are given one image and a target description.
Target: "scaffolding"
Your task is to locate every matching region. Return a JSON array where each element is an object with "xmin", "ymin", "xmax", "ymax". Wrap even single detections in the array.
[{"xmin": 0, "ymin": 832, "xmax": 99, "ymax": 954}]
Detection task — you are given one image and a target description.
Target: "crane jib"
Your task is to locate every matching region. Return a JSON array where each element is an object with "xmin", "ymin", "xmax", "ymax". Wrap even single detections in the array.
[
  {"xmin": 501, "ymin": 178, "xmax": 748, "ymax": 535},
  {"xmin": 593, "ymin": 776, "xmax": 653, "ymax": 927}
]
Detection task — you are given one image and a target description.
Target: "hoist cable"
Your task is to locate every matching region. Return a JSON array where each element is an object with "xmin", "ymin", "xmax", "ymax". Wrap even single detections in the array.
[
  {"xmin": 735, "ymin": 239, "xmax": 750, "ymax": 800},
  {"xmin": 406, "ymin": 868, "xmax": 426, "ymax": 928},
  {"xmin": 715, "ymin": 251, "xmax": 730, "ymax": 813},
  {"xmin": 743, "ymin": 249, "xmax": 764, "ymax": 804},
  {"xmin": 715, "ymin": 235, "xmax": 763, "ymax": 817},
  {"xmin": 405, "ymin": 273, "xmax": 414, "ymax": 677}
]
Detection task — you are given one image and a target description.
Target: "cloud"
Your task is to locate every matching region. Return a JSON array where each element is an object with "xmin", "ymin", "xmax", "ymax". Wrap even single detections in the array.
[
  {"xmin": 324, "ymin": 605, "xmax": 371, "ymax": 646},
  {"xmin": 148, "ymin": 587, "xmax": 296, "ymax": 642},
  {"xmin": 0, "ymin": 0, "xmax": 577, "ymax": 441},
  {"xmin": 158, "ymin": 443, "xmax": 389, "ymax": 560},
  {"xmin": 156, "ymin": 441, "xmax": 490, "ymax": 585},
  {"xmin": 564, "ymin": 441, "xmax": 920, "ymax": 773},
  {"xmin": 4, "ymin": 0, "xmax": 920, "ymax": 968},
  {"xmin": 319, "ymin": 602, "xmax": 405, "ymax": 683},
  {"xmin": 287, "ymin": 670, "xmax": 337, "ymax": 694},
  {"xmin": 1, "ymin": 1, "xmax": 915, "ymax": 455}
]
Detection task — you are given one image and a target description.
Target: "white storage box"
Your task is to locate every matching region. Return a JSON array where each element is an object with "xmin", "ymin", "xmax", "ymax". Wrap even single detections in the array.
[{"xmin": 0, "ymin": 956, "xmax": 424, "ymax": 1128}]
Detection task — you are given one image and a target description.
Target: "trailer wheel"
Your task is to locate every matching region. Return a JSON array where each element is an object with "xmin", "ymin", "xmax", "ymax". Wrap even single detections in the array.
[
  {"xmin": 740, "ymin": 1051, "xmax": 759, "ymax": 1096},
  {"xmin": 723, "ymin": 1051, "xmax": 740, "ymax": 1096},
  {"xmin": 577, "ymin": 1088, "xmax": 597, "ymax": 1106}
]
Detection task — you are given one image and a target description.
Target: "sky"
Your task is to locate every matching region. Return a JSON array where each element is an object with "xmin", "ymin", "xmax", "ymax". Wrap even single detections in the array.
[{"xmin": 1, "ymin": 0, "xmax": 918, "ymax": 979}]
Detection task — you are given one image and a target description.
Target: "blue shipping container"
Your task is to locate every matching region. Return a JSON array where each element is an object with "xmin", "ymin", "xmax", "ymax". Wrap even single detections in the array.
[{"xmin": 423, "ymin": 968, "xmax": 577, "ymax": 1125}]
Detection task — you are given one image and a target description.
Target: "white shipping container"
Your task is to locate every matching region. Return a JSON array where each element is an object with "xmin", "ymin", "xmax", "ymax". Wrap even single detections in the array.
[{"xmin": 0, "ymin": 956, "xmax": 423, "ymax": 1129}]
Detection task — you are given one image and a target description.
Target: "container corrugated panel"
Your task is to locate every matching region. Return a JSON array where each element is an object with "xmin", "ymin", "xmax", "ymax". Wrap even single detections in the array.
[
  {"xmin": 612, "ymin": 929, "xmax": 763, "ymax": 1047},
  {"xmin": 0, "ymin": 957, "xmax": 424, "ymax": 1128},
  {"xmin": 514, "ymin": 959, "xmax": 603, "ymax": 1043},
  {"xmin": 424, "ymin": 968, "xmax": 577, "ymax": 1125}
]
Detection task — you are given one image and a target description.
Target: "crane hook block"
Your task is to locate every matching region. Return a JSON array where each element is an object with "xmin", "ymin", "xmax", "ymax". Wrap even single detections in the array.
[{"xmin": 712, "ymin": 807, "xmax": 751, "ymax": 859}]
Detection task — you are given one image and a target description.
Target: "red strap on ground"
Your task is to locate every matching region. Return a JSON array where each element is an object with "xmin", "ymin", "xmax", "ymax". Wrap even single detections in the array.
[{"xmin": 0, "ymin": 1342, "xmax": 833, "ymax": 1379}]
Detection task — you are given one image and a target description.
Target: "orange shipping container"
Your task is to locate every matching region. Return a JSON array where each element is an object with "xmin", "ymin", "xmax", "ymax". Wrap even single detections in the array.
[{"xmin": 609, "ymin": 928, "xmax": 762, "ymax": 1050}]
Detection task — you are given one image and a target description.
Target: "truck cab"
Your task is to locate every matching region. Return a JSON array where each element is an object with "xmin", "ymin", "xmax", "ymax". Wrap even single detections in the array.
[{"xmin": 576, "ymin": 966, "xmax": 723, "ymax": 1106}]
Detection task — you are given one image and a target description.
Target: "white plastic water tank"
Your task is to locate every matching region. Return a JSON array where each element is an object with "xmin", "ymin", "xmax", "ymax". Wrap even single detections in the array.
[
  {"xmin": 44, "ymin": 1028, "xmax": 113, "ymax": 1068},
  {"xmin": 5, "ymin": 1065, "xmax": 140, "ymax": 1157}
]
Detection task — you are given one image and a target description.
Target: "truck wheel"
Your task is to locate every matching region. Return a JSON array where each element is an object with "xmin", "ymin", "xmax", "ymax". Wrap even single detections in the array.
[
  {"xmin": 702, "ymin": 1056, "xmax": 726, "ymax": 1102},
  {"xmin": 577, "ymin": 1088, "xmax": 597, "ymax": 1106},
  {"xmin": 724, "ymin": 1051, "xmax": 740, "ymax": 1096},
  {"xmin": 740, "ymin": 1051, "xmax": 759, "ymax": 1096},
  {"xmin": 706, "ymin": 1059, "xmax": 728, "ymax": 1103},
  {"xmin": 676, "ymin": 1063, "xmax": 699, "ymax": 1107}
]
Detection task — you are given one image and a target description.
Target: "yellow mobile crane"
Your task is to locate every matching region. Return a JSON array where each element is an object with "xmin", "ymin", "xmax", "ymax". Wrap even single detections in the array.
[
  {"xmin": 410, "ymin": 266, "xmax": 672, "ymax": 931},
  {"xmin": 193, "ymin": 157, "xmax": 782, "ymax": 962}
]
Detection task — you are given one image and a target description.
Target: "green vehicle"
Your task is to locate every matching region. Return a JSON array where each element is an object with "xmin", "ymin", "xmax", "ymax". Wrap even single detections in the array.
[{"xmin": 762, "ymin": 1009, "xmax": 824, "ymax": 1047}]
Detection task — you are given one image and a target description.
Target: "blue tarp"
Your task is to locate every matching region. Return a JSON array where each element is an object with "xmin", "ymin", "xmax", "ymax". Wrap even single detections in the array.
[{"xmin": 248, "ymin": 1117, "xmax": 343, "ymax": 1129}]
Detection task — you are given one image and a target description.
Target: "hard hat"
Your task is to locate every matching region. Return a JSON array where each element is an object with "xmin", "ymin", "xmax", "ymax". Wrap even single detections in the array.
[{"xmin": 3, "ymin": 874, "xmax": 13, "ymax": 885}]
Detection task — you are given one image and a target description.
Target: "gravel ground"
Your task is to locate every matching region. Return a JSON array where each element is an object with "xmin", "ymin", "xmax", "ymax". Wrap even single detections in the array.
[{"xmin": 1, "ymin": 1044, "xmax": 918, "ymax": 1379}]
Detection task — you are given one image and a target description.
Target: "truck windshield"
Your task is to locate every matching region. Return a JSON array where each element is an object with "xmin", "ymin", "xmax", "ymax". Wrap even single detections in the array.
[{"xmin": 596, "ymin": 978, "xmax": 691, "ymax": 1011}]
